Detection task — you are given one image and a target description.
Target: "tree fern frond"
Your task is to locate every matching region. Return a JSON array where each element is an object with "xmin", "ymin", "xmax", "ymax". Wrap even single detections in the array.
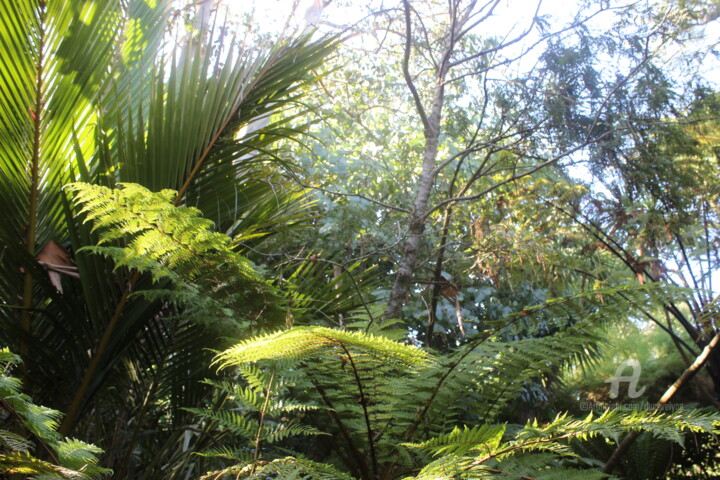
[
  {"xmin": 214, "ymin": 326, "xmax": 430, "ymax": 369},
  {"xmin": 0, "ymin": 430, "xmax": 32, "ymax": 454},
  {"xmin": 404, "ymin": 424, "xmax": 506, "ymax": 457},
  {"xmin": 193, "ymin": 445, "xmax": 253, "ymax": 464},
  {"xmin": 0, "ymin": 349, "xmax": 108, "ymax": 479},
  {"xmin": 406, "ymin": 409, "xmax": 720, "ymax": 479},
  {"xmin": 68, "ymin": 182, "xmax": 282, "ymax": 324},
  {"xmin": 263, "ymin": 422, "xmax": 325, "ymax": 443},
  {"xmin": 52, "ymin": 439, "xmax": 106, "ymax": 480},
  {"xmin": 184, "ymin": 408, "xmax": 254, "ymax": 439},
  {"xmin": 68, "ymin": 183, "xmax": 234, "ymax": 280},
  {"xmin": 200, "ymin": 456, "xmax": 356, "ymax": 480}
]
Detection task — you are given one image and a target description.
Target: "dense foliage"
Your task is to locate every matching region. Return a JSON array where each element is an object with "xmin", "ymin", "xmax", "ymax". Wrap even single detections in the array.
[{"xmin": 1, "ymin": 0, "xmax": 720, "ymax": 478}]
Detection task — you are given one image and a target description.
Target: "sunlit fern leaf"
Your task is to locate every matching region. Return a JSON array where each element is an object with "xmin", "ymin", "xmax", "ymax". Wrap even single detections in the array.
[
  {"xmin": 0, "ymin": 452, "xmax": 73, "ymax": 479},
  {"xmin": 193, "ymin": 446, "xmax": 253, "ymax": 464},
  {"xmin": 183, "ymin": 408, "xmax": 254, "ymax": 439},
  {"xmin": 214, "ymin": 326, "xmax": 430, "ymax": 369},
  {"xmin": 68, "ymin": 182, "xmax": 282, "ymax": 323},
  {"xmin": 68, "ymin": 183, "xmax": 237, "ymax": 281},
  {"xmin": 404, "ymin": 424, "xmax": 506, "ymax": 457},
  {"xmin": 52, "ymin": 439, "xmax": 105, "ymax": 479}
]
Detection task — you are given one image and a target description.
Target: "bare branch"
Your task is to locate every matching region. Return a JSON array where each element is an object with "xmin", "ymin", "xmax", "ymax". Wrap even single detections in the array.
[
  {"xmin": 297, "ymin": 182, "xmax": 411, "ymax": 213},
  {"xmin": 402, "ymin": 0, "xmax": 431, "ymax": 133},
  {"xmin": 427, "ymin": 134, "xmax": 608, "ymax": 216},
  {"xmin": 449, "ymin": 0, "xmax": 541, "ymax": 68}
]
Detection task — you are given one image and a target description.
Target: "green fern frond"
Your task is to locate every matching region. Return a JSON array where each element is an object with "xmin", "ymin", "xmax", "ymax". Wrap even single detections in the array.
[
  {"xmin": 0, "ymin": 430, "xmax": 32, "ymax": 454},
  {"xmin": 68, "ymin": 182, "xmax": 282, "ymax": 325},
  {"xmin": 0, "ymin": 349, "xmax": 108, "ymax": 479},
  {"xmin": 407, "ymin": 408, "xmax": 720, "ymax": 479},
  {"xmin": 184, "ymin": 408, "xmax": 254, "ymax": 438},
  {"xmin": 194, "ymin": 446, "xmax": 252, "ymax": 463},
  {"xmin": 200, "ymin": 456, "xmax": 356, "ymax": 480},
  {"xmin": 263, "ymin": 422, "xmax": 325, "ymax": 443},
  {"xmin": 69, "ymin": 182, "xmax": 249, "ymax": 280},
  {"xmin": 404, "ymin": 424, "xmax": 506, "ymax": 457},
  {"xmin": 514, "ymin": 409, "xmax": 718, "ymax": 448},
  {"xmin": 52, "ymin": 439, "xmax": 106, "ymax": 480},
  {"xmin": 214, "ymin": 326, "xmax": 430, "ymax": 369},
  {"xmin": 0, "ymin": 452, "xmax": 74, "ymax": 479}
]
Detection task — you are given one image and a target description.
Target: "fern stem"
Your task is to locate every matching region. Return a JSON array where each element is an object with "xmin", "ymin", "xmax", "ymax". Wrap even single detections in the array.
[
  {"xmin": 467, "ymin": 433, "xmax": 576, "ymax": 473},
  {"xmin": 312, "ymin": 380, "xmax": 370, "ymax": 480},
  {"xmin": 339, "ymin": 343, "xmax": 378, "ymax": 479},
  {"xmin": 251, "ymin": 370, "xmax": 275, "ymax": 473},
  {"xmin": 0, "ymin": 397, "xmax": 59, "ymax": 464}
]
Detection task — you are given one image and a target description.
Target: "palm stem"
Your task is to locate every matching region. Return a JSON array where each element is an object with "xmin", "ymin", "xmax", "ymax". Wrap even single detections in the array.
[
  {"xmin": 59, "ymin": 271, "xmax": 139, "ymax": 435},
  {"xmin": 21, "ymin": 2, "xmax": 46, "ymax": 361}
]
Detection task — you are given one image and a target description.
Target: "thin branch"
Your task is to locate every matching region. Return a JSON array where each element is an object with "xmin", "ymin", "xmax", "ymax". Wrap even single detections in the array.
[
  {"xmin": 298, "ymin": 182, "xmax": 411, "ymax": 213},
  {"xmin": 449, "ymin": 0, "xmax": 541, "ymax": 68},
  {"xmin": 454, "ymin": 0, "xmax": 502, "ymax": 41},
  {"xmin": 401, "ymin": 0, "xmax": 431, "ymax": 133},
  {"xmin": 549, "ymin": 200, "xmax": 701, "ymax": 344},
  {"xmin": 427, "ymin": 134, "xmax": 607, "ymax": 216}
]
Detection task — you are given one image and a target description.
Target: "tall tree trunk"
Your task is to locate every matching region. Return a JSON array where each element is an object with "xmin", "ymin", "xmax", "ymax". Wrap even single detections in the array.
[
  {"xmin": 383, "ymin": 81, "xmax": 445, "ymax": 320},
  {"xmin": 383, "ymin": 0, "xmax": 460, "ymax": 321}
]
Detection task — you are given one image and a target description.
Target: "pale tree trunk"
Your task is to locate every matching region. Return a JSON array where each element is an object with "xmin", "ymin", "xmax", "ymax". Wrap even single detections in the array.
[
  {"xmin": 383, "ymin": 91, "xmax": 444, "ymax": 319},
  {"xmin": 382, "ymin": 0, "xmax": 458, "ymax": 320}
]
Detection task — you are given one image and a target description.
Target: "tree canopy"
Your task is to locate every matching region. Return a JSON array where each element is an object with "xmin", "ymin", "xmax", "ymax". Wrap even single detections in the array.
[{"xmin": 1, "ymin": 0, "xmax": 720, "ymax": 478}]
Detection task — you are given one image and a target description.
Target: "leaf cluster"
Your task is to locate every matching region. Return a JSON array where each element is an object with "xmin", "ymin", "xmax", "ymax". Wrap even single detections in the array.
[{"xmin": 0, "ymin": 349, "xmax": 108, "ymax": 479}]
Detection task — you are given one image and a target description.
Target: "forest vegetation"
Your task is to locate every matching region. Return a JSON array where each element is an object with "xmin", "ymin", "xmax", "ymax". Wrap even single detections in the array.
[{"xmin": 1, "ymin": 0, "xmax": 720, "ymax": 478}]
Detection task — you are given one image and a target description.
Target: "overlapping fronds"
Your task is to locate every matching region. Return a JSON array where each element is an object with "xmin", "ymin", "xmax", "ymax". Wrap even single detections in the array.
[
  {"xmin": 395, "ymin": 283, "xmax": 684, "ymax": 437},
  {"xmin": 406, "ymin": 409, "xmax": 720, "ymax": 479},
  {"xmin": 405, "ymin": 424, "xmax": 507, "ymax": 458},
  {"xmin": 68, "ymin": 182, "xmax": 281, "ymax": 325},
  {"xmin": 277, "ymin": 254, "xmax": 385, "ymax": 328},
  {"xmin": 0, "ymin": 0, "xmax": 337, "ymax": 476},
  {"xmin": 0, "ymin": 349, "xmax": 108, "ymax": 479},
  {"xmin": 187, "ymin": 364, "xmax": 325, "ymax": 477},
  {"xmin": 204, "ymin": 282, "xmax": 706, "ymax": 478}
]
